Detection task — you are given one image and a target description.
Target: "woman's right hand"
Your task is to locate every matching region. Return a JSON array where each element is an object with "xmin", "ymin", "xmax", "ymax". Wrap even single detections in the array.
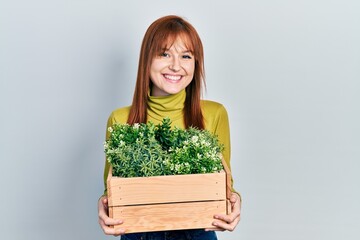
[{"xmin": 98, "ymin": 195, "xmax": 126, "ymax": 236}]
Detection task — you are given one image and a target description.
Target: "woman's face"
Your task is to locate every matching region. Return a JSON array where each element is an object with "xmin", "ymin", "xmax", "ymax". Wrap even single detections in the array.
[{"xmin": 150, "ymin": 37, "xmax": 195, "ymax": 96}]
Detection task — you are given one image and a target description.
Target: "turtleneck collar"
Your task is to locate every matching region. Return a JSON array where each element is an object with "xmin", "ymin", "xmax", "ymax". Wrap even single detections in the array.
[{"xmin": 147, "ymin": 89, "xmax": 186, "ymax": 122}]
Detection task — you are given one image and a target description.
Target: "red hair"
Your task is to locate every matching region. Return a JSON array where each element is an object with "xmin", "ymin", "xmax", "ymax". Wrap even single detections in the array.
[{"xmin": 127, "ymin": 15, "xmax": 205, "ymax": 129}]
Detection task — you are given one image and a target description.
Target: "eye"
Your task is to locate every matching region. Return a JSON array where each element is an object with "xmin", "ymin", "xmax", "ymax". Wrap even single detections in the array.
[
  {"xmin": 182, "ymin": 54, "xmax": 192, "ymax": 59},
  {"xmin": 161, "ymin": 52, "xmax": 170, "ymax": 57}
]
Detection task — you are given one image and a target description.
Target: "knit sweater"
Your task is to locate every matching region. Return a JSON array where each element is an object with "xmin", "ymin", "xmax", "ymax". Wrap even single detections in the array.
[{"xmin": 103, "ymin": 89, "xmax": 234, "ymax": 194}]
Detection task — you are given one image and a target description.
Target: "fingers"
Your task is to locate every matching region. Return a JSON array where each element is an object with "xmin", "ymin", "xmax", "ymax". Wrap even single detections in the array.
[
  {"xmin": 102, "ymin": 196, "xmax": 108, "ymax": 205},
  {"xmin": 98, "ymin": 209, "xmax": 125, "ymax": 235},
  {"xmin": 210, "ymin": 192, "xmax": 242, "ymax": 232},
  {"xmin": 205, "ymin": 227, "xmax": 225, "ymax": 232},
  {"xmin": 98, "ymin": 217, "xmax": 126, "ymax": 236},
  {"xmin": 229, "ymin": 192, "xmax": 240, "ymax": 205},
  {"xmin": 99, "ymin": 210, "xmax": 123, "ymax": 225},
  {"xmin": 214, "ymin": 210, "xmax": 240, "ymax": 224},
  {"xmin": 229, "ymin": 193, "xmax": 241, "ymax": 216},
  {"xmin": 230, "ymin": 194, "xmax": 237, "ymax": 202},
  {"xmin": 98, "ymin": 197, "xmax": 109, "ymax": 217},
  {"xmin": 212, "ymin": 214, "xmax": 240, "ymax": 232},
  {"xmin": 230, "ymin": 193, "xmax": 242, "ymax": 213},
  {"xmin": 98, "ymin": 195, "xmax": 126, "ymax": 236}
]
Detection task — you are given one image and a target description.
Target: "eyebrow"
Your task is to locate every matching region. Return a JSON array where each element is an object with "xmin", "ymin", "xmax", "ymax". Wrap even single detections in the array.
[
  {"xmin": 161, "ymin": 48, "xmax": 193, "ymax": 54},
  {"xmin": 182, "ymin": 50, "xmax": 193, "ymax": 54}
]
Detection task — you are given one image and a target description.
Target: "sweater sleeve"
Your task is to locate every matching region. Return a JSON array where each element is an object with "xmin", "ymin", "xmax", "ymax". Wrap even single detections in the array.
[
  {"xmin": 205, "ymin": 102, "xmax": 241, "ymax": 201},
  {"xmin": 102, "ymin": 113, "xmax": 115, "ymax": 196},
  {"xmin": 211, "ymin": 105, "xmax": 233, "ymax": 183},
  {"xmin": 102, "ymin": 107, "xmax": 131, "ymax": 196},
  {"xmin": 213, "ymin": 105, "xmax": 231, "ymax": 168}
]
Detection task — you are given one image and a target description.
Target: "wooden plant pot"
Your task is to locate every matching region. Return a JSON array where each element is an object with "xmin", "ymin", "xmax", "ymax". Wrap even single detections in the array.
[{"xmin": 106, "ymin": 159, "xmax": 232, "ymax": 233}]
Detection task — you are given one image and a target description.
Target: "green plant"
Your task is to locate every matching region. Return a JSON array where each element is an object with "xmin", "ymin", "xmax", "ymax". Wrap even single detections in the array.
[{"xmin": 104, "ymin": 118, "xmax": 224, "ymax": 177}]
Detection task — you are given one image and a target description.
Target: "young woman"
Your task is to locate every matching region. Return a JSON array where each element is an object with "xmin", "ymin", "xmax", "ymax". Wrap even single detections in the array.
[{"xmin": 98, "ymin": 15, "xmax": 241, "ymax": 239}]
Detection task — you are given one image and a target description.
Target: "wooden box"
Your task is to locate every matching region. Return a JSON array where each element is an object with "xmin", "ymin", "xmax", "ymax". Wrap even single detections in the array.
[{"xmin": 106, "ymin": 159, "xmax": 232, "ymax": 233}]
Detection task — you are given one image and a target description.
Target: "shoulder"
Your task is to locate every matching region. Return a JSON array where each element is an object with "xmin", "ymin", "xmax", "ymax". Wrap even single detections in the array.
[
  {"xmin": 201, "ymin": 100, "xmax": 229, "ymax": 136},
  {"xmin": 107, "ymin": 106, "xmax": 131, "ymax": 126},
  {"xmin": 201, "ymin": 100, "xmax": 228, "ymax": 116},
  {"xmin": 201, "ymin": 100, "xmax": 229, "ymax": 130}
]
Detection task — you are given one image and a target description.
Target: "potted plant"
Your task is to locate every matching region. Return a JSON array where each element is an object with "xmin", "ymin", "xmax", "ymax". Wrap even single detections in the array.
[{"xmin": 104, "ymin": 118, "xmax": 231, "ymax": 233}]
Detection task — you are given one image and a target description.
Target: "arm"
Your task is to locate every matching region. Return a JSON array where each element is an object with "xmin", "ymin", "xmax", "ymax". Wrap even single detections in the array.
[
  {"xmin": 98, "ymin": 113, "xmax": 126, "ymax": 235},
  {"xmin": 205, "ymin": 103, "xmax": 242, "ymax": 231}
]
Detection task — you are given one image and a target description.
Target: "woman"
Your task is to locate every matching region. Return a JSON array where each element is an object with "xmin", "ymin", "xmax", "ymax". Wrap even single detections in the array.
[{"xmin": 98, "ymin": 15, "xmax": 241, "ymax": 239}]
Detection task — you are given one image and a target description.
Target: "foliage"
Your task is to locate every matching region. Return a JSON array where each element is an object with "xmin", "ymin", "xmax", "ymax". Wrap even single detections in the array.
[{"xmin": 104, "ymin": 118, "xmax": 224, "ymax": 177}]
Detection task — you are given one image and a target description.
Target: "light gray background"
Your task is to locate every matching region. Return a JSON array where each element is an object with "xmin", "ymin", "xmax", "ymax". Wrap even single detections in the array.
[{"xmin": 1, "ymin": 0, "xmax": 359, "ymax": 239}]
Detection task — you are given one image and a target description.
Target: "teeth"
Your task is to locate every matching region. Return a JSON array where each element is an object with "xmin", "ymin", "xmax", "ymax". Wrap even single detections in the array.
[{"xmin": 164, "ymin": 75, "xmax": 181, "ymax": 81}]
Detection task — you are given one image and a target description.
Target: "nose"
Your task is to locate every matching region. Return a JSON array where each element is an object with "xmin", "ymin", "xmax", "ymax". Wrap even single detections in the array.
[{"xmin": 169, "ymin": 57, "xmax": 181, "ymax": 72}]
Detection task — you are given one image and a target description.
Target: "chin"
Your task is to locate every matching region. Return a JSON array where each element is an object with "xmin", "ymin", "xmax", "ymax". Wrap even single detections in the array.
[{"xmin": 168, "ymin": 89, "xmax": 182, "ymax": 95}]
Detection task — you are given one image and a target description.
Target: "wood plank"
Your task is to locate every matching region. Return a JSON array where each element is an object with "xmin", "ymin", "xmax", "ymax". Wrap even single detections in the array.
[
  {"xmin": 221, "ymin": 157, "xmax": 232, "ymax": 199},
  {"xmin": 107, "ymin": 171, "xmax": 226, "ymax": 207},
  {"xmin": 106, "ymin": 166, "xmax": 114, "ymax": 207},
  {"xmin": 110, "ymin": 200, "xmax": 227, "ymax": 233}
]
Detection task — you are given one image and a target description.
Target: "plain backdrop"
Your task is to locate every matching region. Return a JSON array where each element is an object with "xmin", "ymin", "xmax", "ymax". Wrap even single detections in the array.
[{"xmin": 1, "ymin": 0, "xmax": 359, "ymax": 239}]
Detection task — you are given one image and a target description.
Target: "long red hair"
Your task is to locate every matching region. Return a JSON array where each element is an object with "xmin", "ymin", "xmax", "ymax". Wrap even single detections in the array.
[{"xmin": 127, "ymin": 15, "xmax": 205, "ymax": 129}]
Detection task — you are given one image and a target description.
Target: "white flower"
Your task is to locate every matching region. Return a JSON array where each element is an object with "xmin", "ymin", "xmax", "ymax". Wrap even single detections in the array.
[
  {"xmin": 133, "ymin": 123, "xmax": 140, "ymax": 129},
  {"xmin": 191, "ymin": 135, "xmax": 198, "ymax": 143},
  {"xmin": 175, "ymin": 164, "xmax": 180, "ymax": 171},
  {"xmin": 204, "ymin": 141, "xmax": 211, "ymax": 147},
  {"xmin": 108, "ymin": 127, "xmax": 113, "ymax": 133}
]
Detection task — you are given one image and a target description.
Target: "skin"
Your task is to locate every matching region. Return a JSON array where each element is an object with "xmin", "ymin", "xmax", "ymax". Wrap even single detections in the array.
[
  {"xmin": 206, "ymin": 192, "xmax": 241, "ymax": 232},
  {"xmin": 98, "ymin": 196, "xmax": 125, "ymax": 236},
  {"xmin": 98, "ymin": 37, "xmax": 242, "ymax": 236},
  {"xmin": 150, "ymin": 37, "xmax": 195, "ymax": 96}
]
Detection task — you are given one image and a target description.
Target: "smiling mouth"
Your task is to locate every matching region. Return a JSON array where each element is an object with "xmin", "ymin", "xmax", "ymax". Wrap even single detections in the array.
[{"xmin": 164, "ymin": 74, "xmax": 182, "ymax": 81}]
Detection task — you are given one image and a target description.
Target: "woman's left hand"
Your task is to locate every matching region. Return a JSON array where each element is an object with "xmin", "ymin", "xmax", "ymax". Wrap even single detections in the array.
[{"xmin": 206, "ymin": 192, "xmax": 241, "ymax": 232}]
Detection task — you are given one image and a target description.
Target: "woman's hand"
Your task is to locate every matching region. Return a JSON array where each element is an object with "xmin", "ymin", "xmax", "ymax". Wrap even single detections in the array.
[
  {"xmin": 98, "ymin": 195, "xmax": 126, "ymax": 236},
  {"xmin": 207, "ymin": 192, "xmax": 241, "ymax": 232}
]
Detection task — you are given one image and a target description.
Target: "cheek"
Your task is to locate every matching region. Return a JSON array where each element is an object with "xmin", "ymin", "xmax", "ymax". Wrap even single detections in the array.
[
  {"xmin": 185, "ymin": 62, "xmax": 195, "ymax": 74},
  {"xmin": 150, "ymin": 59, "xmax": 161, "ymax": 71},
  {"xmin": 149, "ymin": 63, "xmax": 161, "ymax": 79}
]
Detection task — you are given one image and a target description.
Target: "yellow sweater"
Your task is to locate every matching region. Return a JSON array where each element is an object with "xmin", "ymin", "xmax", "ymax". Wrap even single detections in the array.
[{"xmin": 103, "ymin": 89, "xmax": 235, "ymax": 194}]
